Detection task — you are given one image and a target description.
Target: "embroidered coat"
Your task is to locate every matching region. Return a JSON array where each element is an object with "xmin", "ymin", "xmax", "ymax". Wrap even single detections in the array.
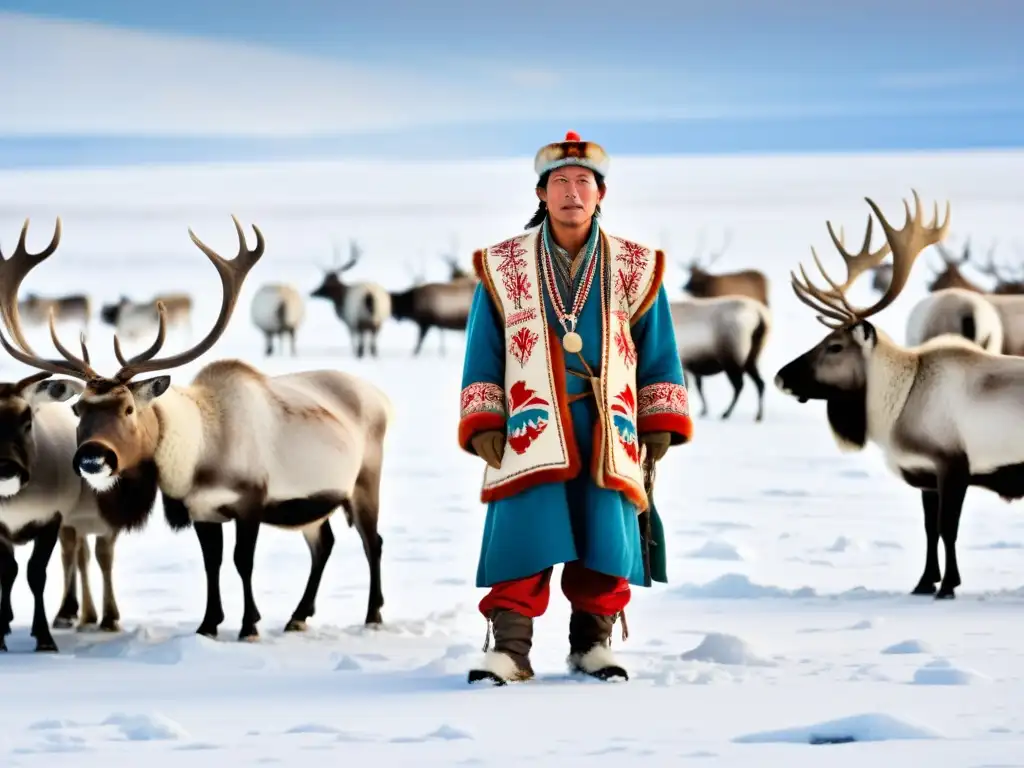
[{"xmin": 458, "ymin": 221, "xmax": 692, "ymax": 588}]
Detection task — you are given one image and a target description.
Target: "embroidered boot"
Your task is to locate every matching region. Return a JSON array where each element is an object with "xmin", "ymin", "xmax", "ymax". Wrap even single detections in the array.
[
  {"xmin": 468, "ymin": 608, "xmax": 535, "ymax": 685},
  {"xmin": 567, "ymin": 610, "xmax": 628, "ymax": 681}
]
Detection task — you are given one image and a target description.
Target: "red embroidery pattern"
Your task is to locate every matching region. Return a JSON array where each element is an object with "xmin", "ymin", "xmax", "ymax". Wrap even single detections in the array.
[
  {"xmin": 612, "ymin": 237, "xmax": 650, "ymax": 304},
  {"xmin": 491, "ymin": 237, "xmax": 532, "ymax": 311},
  {"xmin": 610, "ymin": 385, "xmax": 640, "ymax": 463},
  {"xmin": 509, "ymin": 326, "xmax": 539, "ymax": 367},
  {"xmin": 612, "ymin": 310, "xmax": 637, "ymax": 368},
  {"xmin": 506, "ymin": 308, "xmax": 538, "ymax": 327},
  {"xmin": 507, "ymin": 381, "xmax": 550, "ymax": 455},
  {"xmin": 638, "ymin": 382, "xmax": 689, "ymax": 418},
  {"xmin": 460, "ymin": 382, "xmax": 506, "ymax": 419}
]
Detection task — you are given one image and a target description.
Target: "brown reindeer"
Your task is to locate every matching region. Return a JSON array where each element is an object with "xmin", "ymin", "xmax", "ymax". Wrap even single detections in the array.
[
  {"xmin": 680, "ymin": 230, "xmax": 770, "ymax": 307},
  {"xmin": 926, "ymin": 239, "xmax": 989, "ymax": 292},
  {"xmin": 0, "ymin": 217, "xmax": 393, "ymax": 640},
  {"xmin": 17, "ymin": 293, "xmax": 91, "ymax": 332}
]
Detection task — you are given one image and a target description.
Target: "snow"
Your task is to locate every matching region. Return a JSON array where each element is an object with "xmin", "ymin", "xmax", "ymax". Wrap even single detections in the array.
[{"xmin": 0, "ymin": 149, "xmax": 1024, "ymax": 766}]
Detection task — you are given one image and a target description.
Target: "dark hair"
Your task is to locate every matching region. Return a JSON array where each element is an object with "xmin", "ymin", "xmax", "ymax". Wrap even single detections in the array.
[{"xmin": 525, "ymin": 168, "xmax": 606, "ymax": 229}]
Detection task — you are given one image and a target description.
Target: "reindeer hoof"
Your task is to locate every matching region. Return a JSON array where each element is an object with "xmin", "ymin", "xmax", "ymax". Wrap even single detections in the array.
[
  {"xmin": 238, "ymin": 625, "xmax": 260, "ymax": 642},
  {"xmin": 99, "ymin": 619, "xmax": 121, "ymax": 633},
  {"xmin": 283, "ymin": 619, "xmax": 308, "ymax": 632},
  {"xmin": 196, "ymin": 624, "xmax": 219, "ymax": 639},
  {"xmin": 911, "ymin": 582, "xmax": 938, "ymax": 595},
  {"xmin": 35, "ymin": 639, "xmax": 58, "ymax": 653},
  {"xmin": 52, "ymin": 616, "xmax": 75, "ymax": 629}
]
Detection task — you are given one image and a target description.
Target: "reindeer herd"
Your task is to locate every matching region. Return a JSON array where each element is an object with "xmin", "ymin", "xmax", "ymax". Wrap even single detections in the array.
[{"xmin": 0, "ymin": 191, "xmax": 1021, "ymax": 655}]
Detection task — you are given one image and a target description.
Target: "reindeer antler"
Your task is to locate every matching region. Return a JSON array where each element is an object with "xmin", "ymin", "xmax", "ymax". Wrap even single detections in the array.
[
  {"xmin": 791, "ymin": 190, "xmax": 950, "ymax": 329},
  {"xmin": 112, "ymin": 215, "xmax": 264, "ymax": 382},
  {"xmin": 0, "ymin": 218, "xmax": 100, "ymax": 380}
]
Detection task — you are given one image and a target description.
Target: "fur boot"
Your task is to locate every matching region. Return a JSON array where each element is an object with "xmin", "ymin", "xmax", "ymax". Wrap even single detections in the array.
[
  {"xmin": 468, "ymin": 608, "xmax": 535, "ymax": 685},
  {"xmin": 567, "ymin": 610, "xmax": 628, "ymax": 681}
]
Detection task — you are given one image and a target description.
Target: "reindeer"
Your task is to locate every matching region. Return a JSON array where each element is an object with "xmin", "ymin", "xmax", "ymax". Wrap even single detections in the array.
[
  {"xmin": 906, "ymin": 239, "xmax": 1024, "ymax": 355},
  {"xmin": 100, "ymin": 293, "xmax": 193, "ymax": 342},
  {"xmin": 775, "ymin": 190, "xmax": 1024, "ymax": 600},
  {"xmin": 445, "ymin": 255, "xmax": 477, "ymax": 283},
  {"xmin": 310, "ymin": 241, "xmax": 391, "ymax": 358},
  {"xmin": 0, "ymin": 217, "xmax": 392, "ymax": 640},
  {"xmin": 680, "ymin": 230, "xmax": 770, "ymax": 307},
  {"xmin": 671, "ymin": 296, "xmax": 771, "ymax": 422},
  {"xmin": 869, "ymin": 262, "xmax": 894, "ymax": 294},
  {"xmin": 389, "ymin": 277, "xmax": 474, "ymax": 356},
  {"xmin": 17, "ymin": 293, "xmax": 91, "ymax": 332},
  {"xmin": 250, "ymin": 283, "xmax": 305, "ymax": 357},
  {"xmin": 0, "ymin": 219, "xmax": 150, "ymax": 650}
]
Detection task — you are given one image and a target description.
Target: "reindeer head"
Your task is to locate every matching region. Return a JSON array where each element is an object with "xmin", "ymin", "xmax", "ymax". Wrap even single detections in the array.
[
  {"xmin": 775, "ymin": 191, "xmax": 950, "ymax": 420},
  {"xmin": 310, "ymin": 240, "xmax": 360, "ymax": 302},
  {"xmin": 0, "ymin": 373, "xmax": 83, "ymax": 497},
  {"xmin": 0, "ymin": 216, "xmax": 263, "ymax": 492},
  {"xmin": 969, "ymin": 240, "xmax": 1024, "ymax": 294},
  {"xmin": 681, "ymin": 230, "xmax": 732, "ymax": 295}
]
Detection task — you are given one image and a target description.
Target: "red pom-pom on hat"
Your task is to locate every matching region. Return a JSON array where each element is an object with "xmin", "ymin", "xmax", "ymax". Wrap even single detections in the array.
[{"xmin": 564, "ymin": 130, "xmax": 581, "ymax": 142}]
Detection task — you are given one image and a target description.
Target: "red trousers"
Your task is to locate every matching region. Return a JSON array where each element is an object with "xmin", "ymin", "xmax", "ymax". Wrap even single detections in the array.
[{"xmin": 478, "ymin": 561, "xmax": 630, "ymax": 618}]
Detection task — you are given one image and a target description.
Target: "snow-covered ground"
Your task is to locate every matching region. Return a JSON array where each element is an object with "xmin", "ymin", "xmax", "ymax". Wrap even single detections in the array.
[{"xmin": 1, "ymin": 149, "xmax": 1023, "ymax": 766}]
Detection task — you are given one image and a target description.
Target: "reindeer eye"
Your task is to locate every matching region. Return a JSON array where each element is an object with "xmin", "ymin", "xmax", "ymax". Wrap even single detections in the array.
[
  {"xmin": 826, "ymin": 343, "xmax": 843, "ymax": 354},
  {"xmin": 125, "ymin": 405, "xmax": 134, "ymax": 416}
]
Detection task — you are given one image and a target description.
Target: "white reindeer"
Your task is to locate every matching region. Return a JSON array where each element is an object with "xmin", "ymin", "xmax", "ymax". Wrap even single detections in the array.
[
  {"xmin": 250, "ymin": 283, "xmax": 305, "ymax": 356},
  {"xmin": 0, "ymin": 219, "xmax": 143, "ymax": 649},
  {"xmin": 0, "ymin": 217, "xmax": 393, "ymax": 640},
  {"xmin": 773, "ymin": 190, "xmax": 1023, "ymax": 601},
  {"xmin": 310, "ymin": 241, "xmax": 391, "ymax": 358}
]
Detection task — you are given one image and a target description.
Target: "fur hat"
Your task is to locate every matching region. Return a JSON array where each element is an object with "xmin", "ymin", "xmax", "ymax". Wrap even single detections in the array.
[{"xmin": 534, "ymin": 130, "xmax": 609, "ymax": 179}]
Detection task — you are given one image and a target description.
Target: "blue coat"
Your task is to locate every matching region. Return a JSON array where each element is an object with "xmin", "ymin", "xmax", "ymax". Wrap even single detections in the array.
[{"xmin": 458, "ymin": 230, "xmax": 691, "ymax": 589}]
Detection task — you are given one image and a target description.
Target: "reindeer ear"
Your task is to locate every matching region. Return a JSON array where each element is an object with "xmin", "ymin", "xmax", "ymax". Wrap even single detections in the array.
[
  {"xmin": 23, "ymin": 378, "xmax": 84, "ymax": 407},
  {"xmin": 129, "ymin": 376, "xmax": 172, "ymax": 405},
  {"xmin": 851, "ymin": 321, "xmax": 877, "ymax": 348}
]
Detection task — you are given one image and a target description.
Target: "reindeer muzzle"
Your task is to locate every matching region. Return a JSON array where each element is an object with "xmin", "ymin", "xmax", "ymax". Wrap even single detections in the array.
[
  {"xmin": 73, "ymin": 442, "xmax": 119, "ymax": 478},
  {"xmin": 0, "ymin": 457, "xmax": 29, "ymax": 493},
  {"xmin": 774, "ymin": 363, "xmax": 811, "ymax": 403}
]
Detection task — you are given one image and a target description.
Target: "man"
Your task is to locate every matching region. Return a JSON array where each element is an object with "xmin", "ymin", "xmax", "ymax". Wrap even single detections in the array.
[{"xmin": 457, "ymin": 130, "xmax": 692, "ymax": 685}]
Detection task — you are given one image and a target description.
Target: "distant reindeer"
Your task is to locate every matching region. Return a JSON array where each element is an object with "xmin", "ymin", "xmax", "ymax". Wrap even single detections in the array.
[
  {"xmin": 17, "ymin": 293, "xmax": 91, "ymax": 333},
  {"xmin": 869, "ymin": 262, "xmax": 894, "ymax": 294},
  {"xmin": 100, "ymin": 294, "xmax": 192, "ymax": 342},
  {"xmin": 444, "ymin": 255, "xmax": 477, "ymax": 283},
  {"xmin": 680, "ymin": 229, "xmax": 770, "ymax": 307},
  {"xmin": 310, "ymin": 241, "xmax": 391, "ymax": 359},
  {"xmin": 389, "ymin": 269, "xmax": 474, "ymax": 355},
  {"xmin": 250, "ymin": 283, "xmax": 305, "ymax": 356}
]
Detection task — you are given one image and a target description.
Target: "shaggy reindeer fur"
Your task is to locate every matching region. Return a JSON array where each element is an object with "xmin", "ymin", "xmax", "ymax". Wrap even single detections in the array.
[
  {"xmin": 250, "ymin": 283, "xmax": 305, "ymax": 356},
  {"xmin": 670, "ymin": 296, "xmax": 770, "ymax": 421},
  {"xmin": 3, "ymin": 218, "xmax": 394, "ymax": 641},
  {"xmin": 776, "ymin": 190, "xmax": 1024, "ymax": 601}
]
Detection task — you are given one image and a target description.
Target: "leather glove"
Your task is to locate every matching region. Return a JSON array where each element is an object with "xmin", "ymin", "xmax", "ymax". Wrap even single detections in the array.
[
  {"xmin": 641, "ymin": 431, "xmax": 671, "ymax": 462},
  {"xmin": 471, "ymin": 429, "xmax": 505, "ymax": 469}
]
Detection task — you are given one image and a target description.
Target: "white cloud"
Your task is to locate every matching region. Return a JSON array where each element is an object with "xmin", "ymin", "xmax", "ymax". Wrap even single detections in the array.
[{"xmin": 0, "ymin": 12, "xmax": 518, "ymax": 136}]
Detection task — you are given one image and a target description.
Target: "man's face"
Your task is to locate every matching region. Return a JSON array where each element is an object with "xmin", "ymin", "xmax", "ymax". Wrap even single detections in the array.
[{"xmin": 538, "ymin": 166, "xmax": 604, "ymax": 227}]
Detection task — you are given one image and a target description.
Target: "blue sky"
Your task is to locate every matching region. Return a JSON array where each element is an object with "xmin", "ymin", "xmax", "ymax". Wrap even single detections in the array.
[{"xmin": 0, "ymin": 0, "xmax": 1021, "ymax": 167}]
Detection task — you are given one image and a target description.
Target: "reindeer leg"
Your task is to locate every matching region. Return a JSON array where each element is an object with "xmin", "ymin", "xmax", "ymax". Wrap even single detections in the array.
[
  {"xmin": 95, "ymin": 532, "xmax": 120, "ymax": 631},
  {"xmin": 288, "ymin": 328, "xmax": 297, "ymax": 356},
  {"xmin": 935, "ymin": 463, "xmax": 968, "ymax": 599},
  {"xmin": 720, "ymin": 366, "xmax": 745, "ymax": 419},
  {"xmin": 686, "ymin": 371, "xmax": 709, "ymax": 417},
  {"xmin": 413, "ymin": 324, "xmax": 428, "ymax": 356},
  {"xmin": 233, "ymin": 518, "xmax": 261, "ymax": 641},
  {"xmin": 194, "ymin": 522, "xmax": 225, "ymax": 637},
  {"xmin": 27, "ymin": 516, "xmax": 61, "ymax": 652},
  {"xmin": 745, "ymin": 362, "xmax": 766, "ymax": 422},
  {"xmin": 0, "ymin": 542, "xmax": 17, "ymax": 649},
  {"xmin": 912, "ymin": 489, "xmax": 941, "ymax": 595},
  {"xmin": 53, "ymin": 526, "xmax": 79, "ymax": 628},
  {"xmin": 284, "ymin": 520, "xmax": 335, "ymax": 632},
  {"xmin": 76, "ymin": 534, "xmax": 98, "ymax": 628},
  {"xmin": 353, "ymin": 469, "xmax": 384, "ymax": 626},
  {"xmin": 264, "ymin": 331, "xmax": 273, "ymax": 357}
]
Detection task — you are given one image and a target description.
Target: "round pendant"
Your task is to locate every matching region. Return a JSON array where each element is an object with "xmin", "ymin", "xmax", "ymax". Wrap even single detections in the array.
[{"xmin": 562, "ymin": 331, "xmax": 583, "ymax": 354}]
